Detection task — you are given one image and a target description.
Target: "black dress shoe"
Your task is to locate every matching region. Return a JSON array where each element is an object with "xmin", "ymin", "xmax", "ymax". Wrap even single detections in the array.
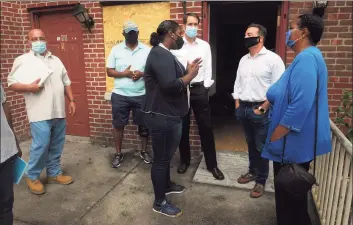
[
  {"xmin": 208, "ymin": 167, "xmax": 225, "ymax": 180},
  {"xmin": 177, "ymin": 164, "xmax": 189, "ymax": 174}
]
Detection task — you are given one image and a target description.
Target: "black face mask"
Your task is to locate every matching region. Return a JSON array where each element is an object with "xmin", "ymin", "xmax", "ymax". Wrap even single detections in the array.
[
  {"xmin": 244, "ymin": 37, "xmax": 260, "ymax": 49},
  {"xmin": 125, "ymin": 31, "xmax": 138, "ymax": 45},
  {"xmin": 175, "ymin": 36, "xmax": 184, "ymax": 50},
  {"xmin": 171, "ymin": 33, "xmax": 184, "ymax": 50}
]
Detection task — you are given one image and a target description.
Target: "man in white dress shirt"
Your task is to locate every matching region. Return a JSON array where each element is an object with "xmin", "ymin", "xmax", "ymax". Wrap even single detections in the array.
[
  {"xmin": 172, "ymin": 13, "xmax": 224, "ymax": 180},
  {"xmin": 233, "ymin": 24, "xmax": 285, "ymax": 198}
]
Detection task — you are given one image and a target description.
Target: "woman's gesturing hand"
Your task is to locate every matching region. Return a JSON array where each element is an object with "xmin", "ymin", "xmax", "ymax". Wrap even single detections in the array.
[{"xmin": 187, "ymin": 57, "xmax": 202, "ymax": 78}]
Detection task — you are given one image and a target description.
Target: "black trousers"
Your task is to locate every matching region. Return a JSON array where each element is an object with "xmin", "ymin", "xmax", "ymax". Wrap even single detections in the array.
[
  {"xmin": 144, "ymin": 113, "xmax": 183, "ymax": 204},
  {"xmin": 179, "ymin": 85, "xmax": 217, "ymax": 170},
  {"xmin": 273, "ymin": 161, "xmax": 312, "ymax": 225},
  {"xmin": 0, "ymin": 157, "xmax": 14, "ymax": 225}
]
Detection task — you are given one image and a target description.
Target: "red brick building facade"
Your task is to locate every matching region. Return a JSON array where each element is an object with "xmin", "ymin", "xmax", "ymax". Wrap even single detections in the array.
[{"xmin": 1, "ymin": 1, "xmax": 352, "ymax": 154}]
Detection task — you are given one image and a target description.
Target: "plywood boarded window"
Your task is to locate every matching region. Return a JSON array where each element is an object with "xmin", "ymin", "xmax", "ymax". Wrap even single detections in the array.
[{"xmin": 103, "ymin": 2, "xmax": 170, "ymax": 92}]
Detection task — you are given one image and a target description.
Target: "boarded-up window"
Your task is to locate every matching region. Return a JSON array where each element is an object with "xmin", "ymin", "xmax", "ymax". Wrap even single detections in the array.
[{"xmin": 103, "ymin": 2, "xmax": 170, "ymax": 92}]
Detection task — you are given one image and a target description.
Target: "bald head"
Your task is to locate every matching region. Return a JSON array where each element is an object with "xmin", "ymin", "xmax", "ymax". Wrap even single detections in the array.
[{"xmin": 28, "ymin": 29, "xmax": 46, "ymax": 42}]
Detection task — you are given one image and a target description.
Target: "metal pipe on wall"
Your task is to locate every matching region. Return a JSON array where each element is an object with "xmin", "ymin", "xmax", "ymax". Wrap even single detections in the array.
[{"xmin": 182, "ymin": 1, "xmax": 186, "ymax": 15}]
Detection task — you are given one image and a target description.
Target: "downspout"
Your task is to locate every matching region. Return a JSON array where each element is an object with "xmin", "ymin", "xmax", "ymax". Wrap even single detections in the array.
[{"xmin": 182, "ymin": 1, "xmax": 187, "ymax": 15}]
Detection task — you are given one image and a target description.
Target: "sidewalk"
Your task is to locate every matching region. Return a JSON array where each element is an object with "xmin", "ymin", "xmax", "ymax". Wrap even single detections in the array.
[{"xmin": 13, "ymin": 139, "xmax": 276, "ymax": 225}]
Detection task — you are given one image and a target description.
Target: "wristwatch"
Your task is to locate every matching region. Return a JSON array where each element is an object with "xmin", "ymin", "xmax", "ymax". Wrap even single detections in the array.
[{"xmin": 258, "ymin": 106, "xmax": 267, "ymax": 114}]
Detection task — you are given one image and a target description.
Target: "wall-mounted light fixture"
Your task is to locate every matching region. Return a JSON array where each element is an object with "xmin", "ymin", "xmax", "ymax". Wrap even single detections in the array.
[
  {"xmin": 313, "ymin": 0, "xmax": 328, "ymax": 17},
  {"xmin": 72, "ymin": 4, "xmax": 95, "ymax": 33}
]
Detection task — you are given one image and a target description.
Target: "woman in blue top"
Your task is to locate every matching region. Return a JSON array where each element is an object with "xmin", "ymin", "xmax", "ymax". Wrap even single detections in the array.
[{"xmin": 262, "ymin": 14, "xmax": 331, "ymax": 225}]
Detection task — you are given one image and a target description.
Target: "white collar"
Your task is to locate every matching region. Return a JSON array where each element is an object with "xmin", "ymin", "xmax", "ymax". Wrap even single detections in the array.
[
  {"xmin": 158, "ymin": 43, "xmax": 170, "ymax": 51},
  {"xmin": 183, "ymin": 36, "xmax": 198, "ymax": 45},
  {"xmin": 247, "ymin": 47, "xmax": 268, "ymax": 58}
]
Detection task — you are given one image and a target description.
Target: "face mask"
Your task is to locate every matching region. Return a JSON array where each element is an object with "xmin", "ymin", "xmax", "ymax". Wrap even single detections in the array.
[
  {"xmin": 286, "ymin": 29, "xmax": 306, "ymax": 48},
  {"xmin": 171, "ymin": 34, "xmax": 184, "ymax": 50},
  {"xmin": 185, "ymin": 26, "xmax": 198, "ymax": 38},
  {"xmin": 244, "ymin": 37, "xmax": 259, "ymax": 49},
  {"xmin": 31, "ymin": 41, "xmax": 47, "ymax": 54},
  {"xmin": 125, "ymin": 31, "xmax": 138, "ymax": 45},
  {"xmin": 286, "ymin": 30, "xmax": 296, "ymax": 48}
]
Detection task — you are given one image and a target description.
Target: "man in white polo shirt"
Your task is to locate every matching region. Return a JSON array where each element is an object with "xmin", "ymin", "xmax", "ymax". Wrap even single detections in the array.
[
  {"xmin": 0, "ymin": 85, "xmax": 22, "ymax": 225},
  {"xmin": 172, "ymin": 13, "xmax": 224, "ymax": 180},
  {"xmin": 233, "ymin": 24, "xmax": 285, "ymax": 198},
  {"xmin": 8, "ymin": 29, "xmax": 75, "ymax": 195}
]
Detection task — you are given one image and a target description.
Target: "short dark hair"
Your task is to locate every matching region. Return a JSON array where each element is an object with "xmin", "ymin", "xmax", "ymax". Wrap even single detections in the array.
[
  {"xmin": 183, "ymin": 13, "xmax": 200, "ymax": 25},
  {"xmin": 150, "ymin": 20, "xmax": 180, "ymax": 47},
  {"xmin": 298, "ymin": 14, "xmax": 324, "ymax": 46},
  {"xmin": 247, "ymin": 23, "xmax": 267, "ymax": 42}
]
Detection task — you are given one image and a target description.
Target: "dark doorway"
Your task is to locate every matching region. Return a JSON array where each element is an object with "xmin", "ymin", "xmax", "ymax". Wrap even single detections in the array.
[{"xmin": 208, "ymin": 1, "xmax": 281, "ymax": 151}]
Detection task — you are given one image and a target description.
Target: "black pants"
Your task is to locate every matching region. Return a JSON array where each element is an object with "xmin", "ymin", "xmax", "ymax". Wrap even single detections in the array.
[
  {"xmin": 273, "ymin": 161, "xmax": 312, "ymax": 225},
  {"xmin": 0, "ymin": 157, "xmax": 14, "ymax": 225},
  {"xmin": 179, "ymin": 85, "xmax": 217, "ymax": 170},
  {"xmin": 144, "ymin": 113, "xmax": 183, "ymax": 204}
]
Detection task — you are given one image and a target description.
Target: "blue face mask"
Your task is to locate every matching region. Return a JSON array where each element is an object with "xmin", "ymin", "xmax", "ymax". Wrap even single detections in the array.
[
  {"xmin": 185, "ymin": 26, "xmax": 198, "ymax": 39},
  {"xmin": 285, "ymin": 30, "xmax": 296, "ymax": 48},
  {"xmin": 31, "ymin": 41, "xmax": 47, "ymax": 54}
]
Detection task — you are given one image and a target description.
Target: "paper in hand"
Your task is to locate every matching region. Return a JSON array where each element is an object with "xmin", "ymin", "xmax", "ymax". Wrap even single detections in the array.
[{"xmin": 13, "ymin": 57, "xmax": 53, "ymax": 86}]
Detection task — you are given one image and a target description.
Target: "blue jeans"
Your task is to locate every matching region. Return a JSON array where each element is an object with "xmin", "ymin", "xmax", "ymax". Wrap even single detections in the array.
[
  {"xmin": 144, "ymin": 113, "xmax": 182, "ymax": 204},
  {"xmin": 236, "ymin": 105, "xmax": 269, "ymax": 185},
  {"xmin": 27, "ymin": 119, "xmax": 66, "ymax": 180}
]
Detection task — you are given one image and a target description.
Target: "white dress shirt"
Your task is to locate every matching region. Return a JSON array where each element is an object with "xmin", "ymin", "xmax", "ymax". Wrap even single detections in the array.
[
  {"xmin": 232, "ymin": 47, "xmax": 285, "ymax": 102},
  {"xmin": 171, "ymin": 37, "xmax": 214, "ymax": 88}
]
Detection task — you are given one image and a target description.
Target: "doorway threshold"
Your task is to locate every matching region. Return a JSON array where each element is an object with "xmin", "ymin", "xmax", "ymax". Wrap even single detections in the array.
[
  {"xmin": 66, "ymin": 135, "xmax": 91, "ymax": 144},
  {"xmin": 193, "ymin": 151, "xmax": 275, "ymax": 193}
]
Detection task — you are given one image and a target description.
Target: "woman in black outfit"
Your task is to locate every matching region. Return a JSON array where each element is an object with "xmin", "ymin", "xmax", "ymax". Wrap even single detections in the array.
[{"xmin": 142, "ymin": 20, "xmax": 201, "ymax": 217}]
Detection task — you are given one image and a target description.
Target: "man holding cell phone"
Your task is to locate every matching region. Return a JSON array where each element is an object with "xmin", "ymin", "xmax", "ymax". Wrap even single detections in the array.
[{"xmin": 0, "ymin": 85, "xmax": 22, "ymax": 225}]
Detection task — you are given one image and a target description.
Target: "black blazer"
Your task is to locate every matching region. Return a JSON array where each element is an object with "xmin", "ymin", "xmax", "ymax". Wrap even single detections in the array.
[{"xmin": 142, "ymin": 46, "xmax": 188, "ymax": 117}]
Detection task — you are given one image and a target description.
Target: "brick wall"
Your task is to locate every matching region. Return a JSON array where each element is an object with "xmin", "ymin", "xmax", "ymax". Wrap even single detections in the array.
[
  {"xmin": 0, "ymin": 1, "xmax": 31, "ymax": 141},
  {"xmin": 287, "ymin": 1, "xmax": 353, "ymax": 118},
  {"xmin": 1, "ymin": 1, "xmax": 351, "ymax": 150}
]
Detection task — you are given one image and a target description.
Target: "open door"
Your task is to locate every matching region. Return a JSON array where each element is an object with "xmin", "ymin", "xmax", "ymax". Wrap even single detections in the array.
[{"xmin": 275, "ymin": 2, "xmax": 289, "ymax": 62}]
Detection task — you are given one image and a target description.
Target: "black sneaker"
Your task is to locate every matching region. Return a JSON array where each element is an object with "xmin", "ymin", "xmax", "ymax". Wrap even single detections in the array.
[
  {"xmin": 153, "ymin": 200, "xmax": 182, "ymax": 217},
  {"xmin": 140, "ymin": 151, "xmax": 153, "ymax": 164},
  {"xmin": 165, "ymin": 182, "xmax": 186, "ymax": 195},
  {"xmin": 111, "ymin": 153, "xmax": 124, "ymax": 168}
]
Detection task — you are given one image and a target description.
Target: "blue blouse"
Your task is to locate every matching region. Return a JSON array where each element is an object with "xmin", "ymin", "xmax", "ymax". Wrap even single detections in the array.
[{"xmin": 262, "ymin": 46, "xmax": 332, "ymax": 164}]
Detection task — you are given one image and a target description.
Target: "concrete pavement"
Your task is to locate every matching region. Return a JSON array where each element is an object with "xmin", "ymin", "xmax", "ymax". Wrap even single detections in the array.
[{"xmin": 13, "ymin": 139, "xmax": 276, "ymax": 225}]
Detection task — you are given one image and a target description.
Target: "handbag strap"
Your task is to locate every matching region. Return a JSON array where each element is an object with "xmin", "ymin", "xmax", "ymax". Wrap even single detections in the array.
[{"xmin": 282, "ymin": 53, "xmax": 319, "ymax": 176}]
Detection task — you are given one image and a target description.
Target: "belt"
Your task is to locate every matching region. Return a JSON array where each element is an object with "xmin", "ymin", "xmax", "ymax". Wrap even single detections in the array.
[
  {"xmin": 239, "ymin": 100, "xmax": 265, "ymax": 107},
  {"xmin": 190, "ymin": 81, "xmax": 204, "ymax": 88}
]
